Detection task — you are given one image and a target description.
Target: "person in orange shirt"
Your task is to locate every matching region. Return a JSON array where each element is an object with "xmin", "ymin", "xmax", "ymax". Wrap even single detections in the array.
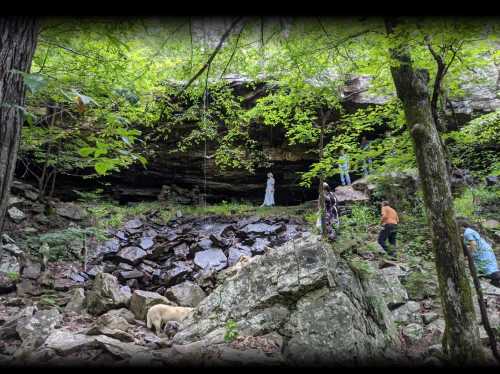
[{"xmin": 378, "ymin": 201, "xmax": 399, "ymax": 257}]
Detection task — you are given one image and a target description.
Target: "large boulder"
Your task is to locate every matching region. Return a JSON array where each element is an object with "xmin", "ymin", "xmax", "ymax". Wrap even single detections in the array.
[
  {"xmin": 371, "ymin": 266, "xmax": 409, "ymax": 309},
  {"xmin": 85, "ymin": 273, "xmax": 131, "ymax": 315},
  {"xmin": 55, "ymin": 202, "xmax": 87, "ymax": 220},
  {"xmin": 390, "ymin": 301, "xmax": 421, "ymax": 324},
  {"xmin": 7, "ymin": 207, "xmax": 26, "ymax": 223},
  {"xmin": 15, "ymin": 308, "xmax": 62, "ymax": 355},
  {"xmin": 129, "ymin": 290, "xmax": 175, "ymax": 321},
  {"xmin": 65, "ymin": 287, "xmax": 86, "ymax": 313},
  {"xmin": 43, "ymin": 330, "xmax": 99, "ymax": 356},
  {"xmin": 0, "ymin": 306, "xmax": 37, "ymax": 340},
  {"xmin": 165, "ymin": 281, "xmax": 207, "ymax": 307},
  {"xmin": 173, "ymin": 235, "xmax": 400, "ymax": 365},
  {"xmin": 86, "ymin": 309, "xmax": 135, "ymax": 342},
  {"xmin": 334, "ymin": 185, "xmax": 369, "ymax": 204},
  {"xmin": 0, "ymin": 248, "xmax": 21, "ymax": 294}
]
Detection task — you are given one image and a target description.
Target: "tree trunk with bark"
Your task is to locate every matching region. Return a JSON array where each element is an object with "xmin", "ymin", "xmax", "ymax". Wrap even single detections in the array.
[
  {"xmin": 385, "ymin": 18, "xmax": 483, "ymax": 364},
  {"xmin": 0, "ymin": 17, "xmax": 39, "ymax": 237}
]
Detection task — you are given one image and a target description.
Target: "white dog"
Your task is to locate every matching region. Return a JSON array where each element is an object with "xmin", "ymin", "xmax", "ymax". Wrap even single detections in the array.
[{"xmin": 146, "ymin": 304, "xmax": 193, "ymax": 335}]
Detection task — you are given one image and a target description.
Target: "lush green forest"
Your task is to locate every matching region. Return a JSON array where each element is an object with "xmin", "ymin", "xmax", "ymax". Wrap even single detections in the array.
[
  {"xmin": 17, "ymin": 18, "xmax": 499, "ymax": 187},
  {"xmin": 0, "ymin": 17, "xmax": 499, "ymax": 366}
]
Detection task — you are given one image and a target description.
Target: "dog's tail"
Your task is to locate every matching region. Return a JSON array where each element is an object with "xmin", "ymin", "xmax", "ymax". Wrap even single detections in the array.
[{"xmin": 146, "ymin": 312, "xmax": 152, "ymax": 329}]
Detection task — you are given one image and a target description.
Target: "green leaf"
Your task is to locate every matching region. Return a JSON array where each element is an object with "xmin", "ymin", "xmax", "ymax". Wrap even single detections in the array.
[
  {"xmin": 79, "ymin": 147, "xmax": 95, "ymax": 157},
  {"xmin": 94, "ymin": 160, "xmax": 114, "ymax": 175},
  {"xmin": 12, "ymin": 70, "xmax": 47, "ymax": 94}
]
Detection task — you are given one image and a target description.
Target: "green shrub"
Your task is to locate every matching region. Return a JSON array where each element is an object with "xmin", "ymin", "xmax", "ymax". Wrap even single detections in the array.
[
  {"xmin": 349, "ymin": 257, "xmax": 375, "ymax": 280},
  {"xmin": 26, "ymin": 226, "xmax": 104, "ymax": 262},
  {"xmin": 6, "ymin": 271, "xmax": 20, "ymax": 282},
  {"xmin": 403, "ymin": 271, "xmax": 437, "ymax": 300},
  {"xmin": 224, "ymin": 319, "xmax": 239, "ymax": 343}
]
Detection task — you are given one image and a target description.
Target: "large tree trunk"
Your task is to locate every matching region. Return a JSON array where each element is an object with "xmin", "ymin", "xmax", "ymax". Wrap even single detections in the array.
[
  {"xmin": 385, "ymin": 19, "xmax": 483, "ymax": 364},
  {"xmin": 0, "ymin": 17, "xmax": 39, "ymax": 237}
]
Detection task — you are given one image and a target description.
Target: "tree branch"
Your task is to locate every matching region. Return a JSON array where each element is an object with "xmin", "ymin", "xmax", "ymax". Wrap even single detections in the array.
[
  {"xmin": 219, "ymin": 21, "xmax": 247, "ymax": 79},
  {"xmin": 180, "ymin": 16, "xmax": 244, "ymax": 94}
]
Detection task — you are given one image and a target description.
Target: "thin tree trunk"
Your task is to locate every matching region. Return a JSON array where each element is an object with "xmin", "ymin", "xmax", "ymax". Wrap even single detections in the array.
[
  {"xmin": 0, "ymin": 17, "xmax": 39, "ymax": 237},
  {"xmin": 385, "ymin": 18, "xmax": 483, "ymax": 364},
  {"xmin": 318, "ymin": 110, "xmax": 327, "ymax": 239}
]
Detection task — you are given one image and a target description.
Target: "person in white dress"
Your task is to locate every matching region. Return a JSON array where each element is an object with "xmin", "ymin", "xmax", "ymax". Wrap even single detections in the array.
[{"xmin": 261, "ymin": 172, "xmax": 275, "ymax": 207}]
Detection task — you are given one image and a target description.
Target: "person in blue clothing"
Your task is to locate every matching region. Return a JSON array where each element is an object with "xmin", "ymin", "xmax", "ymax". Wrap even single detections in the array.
[
  {"xmin": 338, "ymin": 149, "xmax": 351, "ymax": 186},
  {"xmin": 457, "ymin": 218, "xmax": 500, "ymax": 288}
]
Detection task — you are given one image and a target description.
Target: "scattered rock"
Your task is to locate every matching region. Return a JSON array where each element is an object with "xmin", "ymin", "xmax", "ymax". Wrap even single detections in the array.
[
  {"xmin": 43, "ymin": 330, "xmax": 98, "ymax": 356},
  {"xmin": 0, "ymin": 306, "xmax": 37, "ymax": 339},
  {"xmin": 165, "ymin": 281, "xmax": 207, "ymax": 307},
  {"xmin": 97, "ymin": 238, "xmax": 121, "ymax": 258},
  {"xmin": 1, "ymin": 244, "xmax": 23, "ymax": 257},
  {"xmin": 424, "ymin": 319, "xmax": 446, "ymax": 345},
  {"xmin": 193, "ymin": 248, "xmax": 227, "ymax": 271},
  {"xmin": 124, "ymin": 219, "xmax": 143, "ymax": 231},
  {"xmin": 86, "ymin": 265, "xmax": 105, "ymax": 278},
  {"xmin": 118, "ymin": 270, "xmax": 144, "ymax": 281},
  {"xmin": 139, "ymin": 237, "xmax": 155, "ymax": 250},
  {"xmin": 94, "ymin": 335, "xmax": 151, "ymax": 360},
  {"xmin": 241, "ymin": 222, "xmax": 285, "ymax": 237},
  {"xmin": 372, "ymin": 266, "xmax": 408, "ymax": 309},
  {"xmin": 7, "ymin": 207, "xmax": 26, "ymax": 223},
  {"xmin": 227, "ymin": 246, "xmax": 252, "ymax": 267},
  {"xmin": 65, "ymin": 288, "xmax": 86, "ymax": 313},
  {"xmin": 23, "ymin": 190, "xmax": 39, "ymax": 201},
  {"xmin": 86, "ymin": 273, "xmax": 131, "ymax": 315},
  {"xmin": 116, "ymin": 246, "xmax": 147, "ymax": 265},
  {"xmin": 173, "ymin": 243, "xmax": 190, "ymax": 259},
  {"xmin": 129, "ymin": 290, "xmax": 174, "ymax": 321},
  {"xmin": 55, "ymin": 202, "xmax": 86, "ymax": 220},
  {"xmin": 402, "ymin": 323, "xmax": 424, "ymax": 345},
  {"xmin": 16, "ymin": 278, "xmax": 42, "ymax": 296},
  {"xmin": 7, "ymin": 196, "xmax": 24, "ymax": 207},
  {"xmin": 390, "ymin": 301, "xmax": 421, "ymax": 324},
  {"xmin": 22, "ymin": 260, "xmax": 41, "ymax": 280},
  {"xmin": 16, "ymin": 308, "xmax": 62, "ymax": 352},
  {"xmin": 163, "ymin": 261, "xmax": 193, "ymax": 285},
  {"xmin": 334, "ymin": 185, "xmax": 370, "ymax": 203}
]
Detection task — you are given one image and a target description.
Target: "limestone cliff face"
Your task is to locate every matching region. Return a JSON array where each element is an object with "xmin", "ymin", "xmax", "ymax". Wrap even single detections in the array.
[{"xmin": 106, "ymin": 65, "xmax": 499, "ymax": 204}]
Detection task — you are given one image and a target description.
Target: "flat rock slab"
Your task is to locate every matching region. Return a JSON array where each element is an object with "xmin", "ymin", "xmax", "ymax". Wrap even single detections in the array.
[
  {"xmin": 139, "ymin": 237, "xmax": 155, "ymax": 250},
  {"xmin": 124, "ymin": 219, "xmax": 143, "ymax": 230},
  {"xmin": 119, "ymin": 270, "xmax": 144, "ymax": 280},
  {"xmin": 7, "ymin": 207, "xmax": 26, "ymax": 223},
  {"xmin": 55, "ymin": 203, "xmax": 86, "ymax": 220},
  {"xmin": 163, "ymin": 262, "xmax": 193, "ymax": 285},
  {"xmin": 44, "ymin": 330, "xmax": 99, "ymax": 356},
  {"xmin": 242, "ymin": 223, "xmax": 285, "ymax": 237},
  {"xmin": 334, "ymin": 185, "xmax": 369, "ymax": 203},
  {"xmin": 194, "ymin": 249, "xmax": 227, "ymax": 271},
  {"xmin": 165, "ymin": 281, "xmax": 207, "ymax": 307},
  {"xmin": 116, "ymin": 247, "xmax": 147, "ymax": 265},
  {"xmin": 227, "ymin": 246, "xmax": 252, "ymax": 267}
]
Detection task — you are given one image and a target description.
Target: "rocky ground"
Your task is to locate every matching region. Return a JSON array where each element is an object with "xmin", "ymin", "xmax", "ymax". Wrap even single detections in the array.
[{"xmin": 0, "ymin": 179, "xmax": 499, "ymax": 366}]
